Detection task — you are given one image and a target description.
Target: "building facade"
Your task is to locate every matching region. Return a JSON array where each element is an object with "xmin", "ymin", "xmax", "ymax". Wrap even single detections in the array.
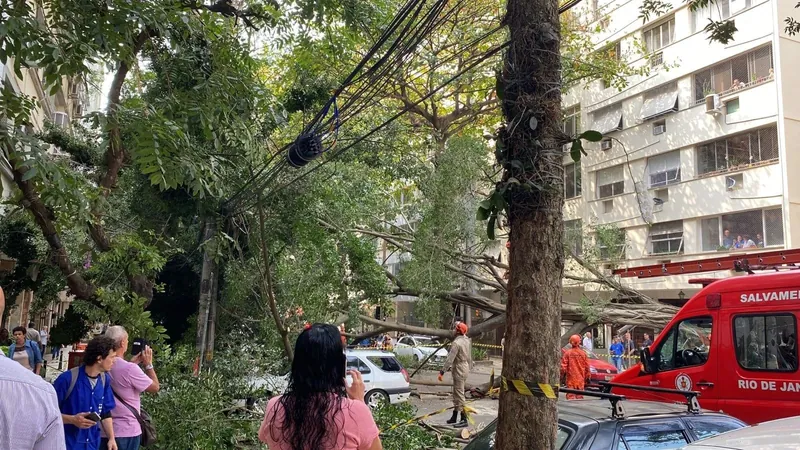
[
  {"xmin": 1, "ymin": 41, "xmax": 89, "ymax": 330},
  {"xmin": 563, "ymin": 0, "xmax": 799, "ymax": 296}
]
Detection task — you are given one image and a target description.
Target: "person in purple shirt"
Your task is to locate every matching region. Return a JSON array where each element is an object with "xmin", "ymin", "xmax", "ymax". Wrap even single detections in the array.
[{"xmin": 101, "ymin": 326, "xmax": 160, "ymax": 450}]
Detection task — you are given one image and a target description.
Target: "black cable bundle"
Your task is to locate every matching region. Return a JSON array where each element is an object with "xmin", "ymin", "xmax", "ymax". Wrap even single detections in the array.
[{"xmin": 287, "ymin": 132, "xmax": 324, "ymax": 168}]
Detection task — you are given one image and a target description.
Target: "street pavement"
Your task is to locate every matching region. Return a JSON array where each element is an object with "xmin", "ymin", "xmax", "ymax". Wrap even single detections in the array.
[{"xmin": 409, "ymin": 359, "xmax": 500, "ymax": 431}]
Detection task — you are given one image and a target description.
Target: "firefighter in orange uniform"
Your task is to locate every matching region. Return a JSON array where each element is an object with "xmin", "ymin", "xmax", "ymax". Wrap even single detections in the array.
[{"xmin": 561, "ymin": 334, "xmax": 590, "ymax": 399}]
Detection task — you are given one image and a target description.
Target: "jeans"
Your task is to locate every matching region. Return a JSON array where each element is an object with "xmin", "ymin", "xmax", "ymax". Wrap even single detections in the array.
[
  {"xmin": 612, "ymin": 357, "xmax": 622, "ymax": 372},
  {"xmin": 100, "ymin": 435, "xmax": 141, "ymax": 450}
]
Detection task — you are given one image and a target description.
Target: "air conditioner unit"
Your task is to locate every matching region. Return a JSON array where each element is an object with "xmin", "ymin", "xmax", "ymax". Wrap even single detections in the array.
[
  {"xmin": 705, "ymin": 94, "xmax": 722, "ymax": 115},
  {"xmin": 52, "ymin": 112, "xmax": 68, "ymax": 127},
  {"xmin": 653, "ymin": 124, "xmax": 666, "ymax": 135},
  {"xmin": 601, "ymin": 139, "xmax": 613, "ymax": 151}
]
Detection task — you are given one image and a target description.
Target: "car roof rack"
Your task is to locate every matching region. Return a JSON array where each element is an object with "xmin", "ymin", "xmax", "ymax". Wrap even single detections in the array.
[
  {"xmin": 559, "ymin": 388, "xmax": 627, "ymax": 419},
  {"xmin": 598, "ymin": 382, "xmax": 701, "ymax": 415}
]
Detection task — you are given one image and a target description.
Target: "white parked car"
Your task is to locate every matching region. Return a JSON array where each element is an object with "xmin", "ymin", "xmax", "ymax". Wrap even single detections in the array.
[
  {"xmin": 347, "ymin": 349, "xmax": 411, "ymax": 409},
  {"xmin": 681, "ymin": 416, "xmax": 800, "ymax": 450},
  {"xmin": 394, "ymin": 335, "xmax": 448, "ymax": 363}
]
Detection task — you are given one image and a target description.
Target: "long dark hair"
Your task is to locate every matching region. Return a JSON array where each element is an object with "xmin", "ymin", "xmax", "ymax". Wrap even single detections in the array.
[{"xmin": 270, "ymin": 323, "xmax": 347, "ymax": 450}]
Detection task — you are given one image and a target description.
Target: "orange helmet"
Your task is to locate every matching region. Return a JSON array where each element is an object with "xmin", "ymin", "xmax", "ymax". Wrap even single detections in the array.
[
  {"xmin": 455, "ymin": 322, "xmax": 468, "ymax": 335},
  {"xmin": 569, "ymin": 334, "xmax": 581, "ymax": 347}
]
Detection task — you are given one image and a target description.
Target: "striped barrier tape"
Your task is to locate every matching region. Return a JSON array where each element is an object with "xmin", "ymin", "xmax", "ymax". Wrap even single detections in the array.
[
  {"xmin": 352, "ymin": 342, "xmax": 503, "ymax": 350},
  {"xmin": 501, "ymin": 376, "xmax": 560, "ymax": 399},
  {"xmin": 593, "ymin": 352, "xmax": 640, "ymax": 360}
]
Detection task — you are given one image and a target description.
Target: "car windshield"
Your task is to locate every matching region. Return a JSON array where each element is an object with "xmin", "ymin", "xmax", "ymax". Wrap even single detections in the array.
[
  {"xmin": 584, "ymin": 349, "xmax": 601, "ymax": 360},
  {"xmin": 466, "ymin": 421, "xmax": 570, "ymax": 450},
  {"xmin": 416, "ymin": 337, "xmax": 439, "ymax": 346},
  {"xmin": 367, "ymin": 356, "xmax": 403, "ymax": 372}
]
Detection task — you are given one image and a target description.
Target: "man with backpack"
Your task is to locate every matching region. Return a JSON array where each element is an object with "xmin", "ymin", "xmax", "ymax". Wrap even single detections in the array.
[{"xmin": 54, "ymin": 335, "xmax": 119, "ymax": 450}]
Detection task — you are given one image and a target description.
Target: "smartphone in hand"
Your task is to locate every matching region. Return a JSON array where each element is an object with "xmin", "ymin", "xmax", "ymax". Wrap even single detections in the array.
[
  {"xmin": 131, "ymin": 338, "xmax": 146, "ymax": 356},
  {"xmin": 85, "ymin": 412, "xmax": 101, "ymax": 423}
]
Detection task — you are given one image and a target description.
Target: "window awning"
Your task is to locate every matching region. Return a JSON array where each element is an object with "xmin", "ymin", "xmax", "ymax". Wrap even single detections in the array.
[
  {"xmin": 593, "ymin": 109, "xmax": 623, "ymax": 134},
  {"xmin": 641, "ymin": 89, "xmax": 678, "ymax": 121}
]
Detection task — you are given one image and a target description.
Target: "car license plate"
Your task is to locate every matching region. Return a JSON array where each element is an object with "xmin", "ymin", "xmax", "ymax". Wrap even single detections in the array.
[{"xmin": 605, "ymin": 376, "xmax": 613, "ymax": 381}]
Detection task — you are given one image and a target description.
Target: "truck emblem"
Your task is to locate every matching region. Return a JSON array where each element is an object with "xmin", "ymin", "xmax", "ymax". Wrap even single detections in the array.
[{"xmin": 675, "ymin": 373, "xmax": 692, "ymax": 391}]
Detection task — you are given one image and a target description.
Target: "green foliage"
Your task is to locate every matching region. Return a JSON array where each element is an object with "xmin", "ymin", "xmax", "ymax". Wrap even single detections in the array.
[
  {"xmin": 143, "ymin": 344, "xmax": 264, "ymax": 450},
  {"xmin": 471, "ymin": 345, "xmax": 487, "ymax": 361},
  {"xmin": 702, "ymin": 18, "xmax": 738, "ymax": 44},
  {"xmin": 372, "ymin": 403, "xmax": 454, "ymax": 450},
  {"xmin": 49, "ymin": 307, "xmax": 92, "ymax": 347},
  {"xmin": 638, "ymin": 0, "xmax": 672, "ymax": 23}
]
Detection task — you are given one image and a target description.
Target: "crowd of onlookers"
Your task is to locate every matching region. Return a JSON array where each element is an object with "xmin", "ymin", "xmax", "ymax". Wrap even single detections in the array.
[
  {"xmin": 720, "ymin": 228, "xmax": 765, "ymax": 250},
  {"xmin": 1, "ymin": 287, "xmax": 159, "ymax": 450}
]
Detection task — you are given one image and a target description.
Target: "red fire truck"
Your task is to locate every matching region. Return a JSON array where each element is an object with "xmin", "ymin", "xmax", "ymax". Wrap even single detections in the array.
[{"xmin": 607, "ymin": 249, "xmax": 800, "ymax": 424}]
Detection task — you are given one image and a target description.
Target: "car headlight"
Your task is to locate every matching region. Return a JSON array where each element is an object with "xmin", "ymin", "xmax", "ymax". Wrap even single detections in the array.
[{"xmin": 590, "ymin": 367, "xmax": 597, "ymax": 373}]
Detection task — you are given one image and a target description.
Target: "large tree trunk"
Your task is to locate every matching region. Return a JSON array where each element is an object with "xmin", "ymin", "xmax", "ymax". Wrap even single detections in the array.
[{"xmin": 496, "ymin": 0, "xmax": 563, "ymax": 446}]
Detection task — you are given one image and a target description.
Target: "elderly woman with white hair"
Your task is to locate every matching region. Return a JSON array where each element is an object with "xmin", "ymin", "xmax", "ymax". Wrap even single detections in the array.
[{"xmin": 100, "ymin": 326, "xmax": 160, "ymax": 450}]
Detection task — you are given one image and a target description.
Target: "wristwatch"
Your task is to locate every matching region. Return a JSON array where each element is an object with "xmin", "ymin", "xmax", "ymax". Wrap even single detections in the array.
[{"xmin": 144, "ymin": 364, "xmax": 154, "ymax": 371}]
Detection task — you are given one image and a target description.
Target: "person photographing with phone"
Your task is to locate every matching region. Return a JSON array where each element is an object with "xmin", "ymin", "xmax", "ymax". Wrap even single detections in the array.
[
  {"xmin": 54, "ymin": 335, "xmax": 119, "ymax": 450},
  {"xmin": 259, "ymin": 323, "xmax": 382, "ymax": 450},
  {"xmin": 102, "ymin": 326, "xmax": 159, "ymax": 450}
]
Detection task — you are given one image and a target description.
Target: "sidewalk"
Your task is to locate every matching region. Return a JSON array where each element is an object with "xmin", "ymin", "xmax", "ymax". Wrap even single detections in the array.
[{"xmin": 41, "ymin": 345, "xmax": 73, "ymax": 383}]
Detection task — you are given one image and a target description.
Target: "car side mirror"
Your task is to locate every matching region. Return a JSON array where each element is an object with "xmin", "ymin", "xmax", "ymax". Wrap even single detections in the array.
[{"xmin": 639, "ymin": 348, "xmax": 654, "ymax": 374}]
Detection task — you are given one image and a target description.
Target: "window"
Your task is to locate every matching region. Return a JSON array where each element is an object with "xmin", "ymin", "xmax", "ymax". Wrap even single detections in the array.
[
  {"xmin": 617, "ymin": 424, "xmax": 689, "ymax": 450},
  {"xmin": 683, "ymin": 416, "xmax": 745, "ymax": 441},
  {"xmin": 643, "ymin": 17, "xmax": 675, "ymax": 53},
  {"xmin": 641, "ymin": 84, "xmax": 678, "ymax": 121},
  {"xmin": 655, "ymin": 317, "xmax": 712, "ymax": 371},
  {"xmin": 650, "ymin": 221, "xmax": 683, "ymax": 255},
  {"xmin": 397, "ymin": 337, "xmax": 411, "ymax": 346},
  {"xmin": 693, "ymin": 46, "xmax": 774, "ymax": 102},
  {"xmin": 734, "ymin": 315, "xmax": 797, "ymax": 371},
  {"xmin": 367, "ymin": 356, "xmax": 403, "ymax": 372},
  {"xmin": 704, "ymin": 208, "xmax": 785, "ymax": 250},
  {"xmin": 592, "ymin": 104, "xmax": 623, "ymax": 134},
  {"xmin": 347, "ymin": 356, "xmax": 371, "ymax": 374},
  {"xmin": 598, "ymin": 228, "xmax": 626, "ymax": 260},
  {"xmin": 565, "ymin": 162, "xmax": 582, "ymax": 199},
  {"xmin": 697, "ymin": 125, "xmax": 779, "ymax": 175},
  {"xmin": 564, "ymin": 219, "xmax": 583, "ymax": 255},
  {"xmin": 597, "ymin": 165, "xmax": 624, "ymax": 198},
  {"xmin": 648, "ymin": 151, "xmax": 681, "ymax": 188},
  {"xmin": 701, "ymin": 217, "xmax": 721, "ymax": 251},
  {"xmin": 563, "ymin": 104, "xmax": 581, "ymax": 137},
  {"xmin": 692, "ymin": 0, "xmax": 730, "ymax": 33},
  {"xmin": 726, "ymin": 98, "xmax": 740, "ymax": 115}
]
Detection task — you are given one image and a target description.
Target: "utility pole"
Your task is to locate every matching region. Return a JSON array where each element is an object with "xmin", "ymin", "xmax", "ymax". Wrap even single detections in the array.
[{"xmin": 495, "ymin": 0, "xmax": 564, "ymax": 446}]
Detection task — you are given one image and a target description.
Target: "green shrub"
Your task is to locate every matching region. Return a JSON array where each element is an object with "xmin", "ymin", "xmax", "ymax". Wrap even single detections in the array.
[
  {"xmin": 472, "ymin": 346, "xmax": 487, "ymax": 361},
  {"xmin": 373, "ymin": 402, "xmax": 453, "ymax": 450}
]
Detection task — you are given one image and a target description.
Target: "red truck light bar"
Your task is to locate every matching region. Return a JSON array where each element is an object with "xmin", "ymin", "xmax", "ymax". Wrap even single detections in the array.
[{"xmin": 612, "ymin": 248, "xmax": 800, "ymax": 279}]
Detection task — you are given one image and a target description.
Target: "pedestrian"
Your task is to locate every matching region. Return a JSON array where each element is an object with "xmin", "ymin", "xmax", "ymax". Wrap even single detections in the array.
[
  {"xmin": 582, "ymin": 332, "xmax": 593, "ymax": 352},
  {"xmin": 383, "ymin": 333, "xmax": 393, "ymax": 350},
  {"xmin": 0, "ymin": 286, "xmax": 66, "ymax": 449},
  {"xmin": 40, "ymin": 326, "xmax": 49, "ymax": 355},
  {"xmin": 54, "ymin": 335, "xmax": 119, "ymax": 450},
  {"xmin": 610, "ymin": 337, "xmax": 624, "ymax": 372},
  {"xmin": 102, "ymin": 326, "xmax": 159, "ymax": 450},
  {"xmin": 258, "ymin": 323, "xmax": 382, "ymax": 450},
  {"xmin": 27, "ymin": 321, "xmax": 41, "ymax": 345},
  {"xmin": 8, "ymin": 325, "xmax": 43, "ymax": 374},
  {"xmin": 641, "ymin": 333, "xmax": 653, "ymax": 348},
  {"xmin": 439, "ymin": 322, "xmax": 473, "ymax": 427},
  {"xmin": 622, "ymin": 332, "xmax": 635, "ymax": 369},
  {"xmin": 1, "ymin": 327, "xmax": 10, "ymax": 345},
  {"xmin": 561, "ymin": 335, "xmax": 590, "ymax": 399},
  {"xmin": 52, "ymin": 343, "xmax": 63, "ymax": 361}
]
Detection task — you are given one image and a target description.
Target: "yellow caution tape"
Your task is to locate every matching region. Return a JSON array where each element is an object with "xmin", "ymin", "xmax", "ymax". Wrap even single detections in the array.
[
  {"xmin": 594, "ymin": 352, "xmax": 640, "ymax": 360},
  {"xmin": 501, "ymin": 376, "xmax": 559, "ymax": 399}
]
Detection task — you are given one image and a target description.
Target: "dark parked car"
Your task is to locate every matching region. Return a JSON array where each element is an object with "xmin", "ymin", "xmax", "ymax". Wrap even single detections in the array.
[{"xmin": 463, "ymin": 385, "xmax": 746, "ymax": 450}]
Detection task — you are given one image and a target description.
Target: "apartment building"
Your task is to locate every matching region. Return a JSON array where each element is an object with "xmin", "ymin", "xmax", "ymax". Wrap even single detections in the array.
[
  {"xmin": 561, "ymin": 0, "xmax": 800, "ymax": 321},
  {"xmin": 1, "ymin": 52, "xmax": 89, "ymax": 330}
]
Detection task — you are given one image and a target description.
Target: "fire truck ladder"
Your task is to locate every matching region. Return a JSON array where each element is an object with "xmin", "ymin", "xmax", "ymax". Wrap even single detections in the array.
[{"xmin": 612, "ymin": 248, "xmax": 800, "ymax": 279}]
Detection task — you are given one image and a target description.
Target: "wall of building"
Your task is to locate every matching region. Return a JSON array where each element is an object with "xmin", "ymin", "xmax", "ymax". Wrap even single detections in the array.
[{"xmin": 561, "ymin": 0, "xmax": 792, "ymax": 295}]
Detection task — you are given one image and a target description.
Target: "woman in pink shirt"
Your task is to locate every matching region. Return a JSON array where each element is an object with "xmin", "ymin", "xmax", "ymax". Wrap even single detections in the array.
[{"xmin": 259, "ymin": 323, "xmax": 382, "ymax": 450}]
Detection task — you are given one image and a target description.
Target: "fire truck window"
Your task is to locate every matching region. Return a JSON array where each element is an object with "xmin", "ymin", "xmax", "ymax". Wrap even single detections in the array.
[
  {"xmin": 655, "ymin": 317, "xmax": 712, "ymax": 371},
  {"xmin": 734, "ymin": 314, "xmax": 797, "ymax": 371}
]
